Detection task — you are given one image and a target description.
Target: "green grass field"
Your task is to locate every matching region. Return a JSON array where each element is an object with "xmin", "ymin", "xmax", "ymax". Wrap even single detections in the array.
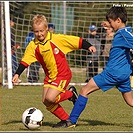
[{"xmin": 0, "ymin": 85, "xmax": 133, "ymax": 132}]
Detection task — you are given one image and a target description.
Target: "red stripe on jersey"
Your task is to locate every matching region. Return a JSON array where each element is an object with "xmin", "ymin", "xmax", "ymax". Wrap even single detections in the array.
[
  {"xmin": 35, "ymin": 45, "xmax": 49, "ymax": 77},
  {"xmin": 50, "ymin": 42, "xmax": 72, "ymax": 77},
  {"xmin": 79, "ymin": 38, "xmax": 83, "ymax": 49},
  {"xmin": 20, "ymin": 61, "xmax": 29, "ymax": 67}
]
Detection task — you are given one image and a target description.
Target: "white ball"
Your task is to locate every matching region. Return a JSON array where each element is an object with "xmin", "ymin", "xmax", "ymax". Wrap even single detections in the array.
[{"xmin": 22, "ymin": 107, "xmax": 44, "ymax": 130}]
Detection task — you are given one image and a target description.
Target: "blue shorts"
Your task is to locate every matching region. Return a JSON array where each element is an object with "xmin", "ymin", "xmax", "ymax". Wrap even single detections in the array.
[{"xmin": 93, "ymin": 69, "xmax": 132, "ymax": 93}]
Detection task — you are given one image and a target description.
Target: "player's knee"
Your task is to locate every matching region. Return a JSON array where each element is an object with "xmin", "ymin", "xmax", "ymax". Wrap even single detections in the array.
[
  {"xmin": 45, "ymin": 95, "xmax": 56, "ymax": 103},
  {"xmin": 126, "ymin": 100, "xmax": 133, "ymax": 107},
  {"xmin": 80, "ymin": 86, "xmax": 89, "ymax": 97}
]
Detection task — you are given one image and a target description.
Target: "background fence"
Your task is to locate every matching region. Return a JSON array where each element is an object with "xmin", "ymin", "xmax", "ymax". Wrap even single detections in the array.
[{"xmin": 1, "ymin": 1, "xmax": 133, "ymax": 87}]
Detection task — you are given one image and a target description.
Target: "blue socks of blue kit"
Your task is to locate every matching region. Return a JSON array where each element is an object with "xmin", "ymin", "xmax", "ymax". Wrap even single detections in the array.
[{"xmin": 69, "ymin": 94, "xmax": 88, "ymax": 124}]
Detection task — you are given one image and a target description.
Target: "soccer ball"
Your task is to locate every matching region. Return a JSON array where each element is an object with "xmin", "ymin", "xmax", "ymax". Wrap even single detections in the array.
[{"xmin": 22, "ymin": 107, "xmax": 44, "ymax": 130}]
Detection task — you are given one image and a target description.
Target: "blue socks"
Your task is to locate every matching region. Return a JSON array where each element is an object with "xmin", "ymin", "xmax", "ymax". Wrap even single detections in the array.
[{"xmin": 69, "ymin": 94, "xmax": 88, "ymax": 124}]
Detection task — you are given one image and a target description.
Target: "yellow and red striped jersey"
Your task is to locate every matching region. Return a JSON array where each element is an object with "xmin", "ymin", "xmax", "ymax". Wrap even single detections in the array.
[{"xmin": 21, "ymin": 32, "xmax": 82, "ymax": 81}]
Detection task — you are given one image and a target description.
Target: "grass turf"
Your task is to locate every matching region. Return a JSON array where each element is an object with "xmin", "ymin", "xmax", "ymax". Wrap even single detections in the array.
[{"xmin": 0, "ymin": 85, "xmax": 133, "ymax": 132}]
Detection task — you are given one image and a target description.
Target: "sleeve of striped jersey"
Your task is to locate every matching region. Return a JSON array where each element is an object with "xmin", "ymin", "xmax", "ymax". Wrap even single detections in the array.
[
  {"xmin": 21, "ymin": 42, "xmax": 38, "ymax": 65},
  {"xmin": 82, "ymin": 39, "xmax": 93, "ymax": 50},
  {"xmin": 15, "ymin": 63, "xmax": 28, "ymax": 76}
]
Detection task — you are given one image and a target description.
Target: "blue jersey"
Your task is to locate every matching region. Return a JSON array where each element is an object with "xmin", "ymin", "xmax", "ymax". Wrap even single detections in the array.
[
  {"xmin": 106, "ymin": 26, "xmax": 133, "ymax": 77},
  {"xmin": 94, "ymin": 26, "xmax": 133, "ymax": 92}
]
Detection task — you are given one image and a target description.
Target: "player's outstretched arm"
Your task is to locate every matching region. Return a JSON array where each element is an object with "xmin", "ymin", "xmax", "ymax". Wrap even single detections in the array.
[{"xmin": 12, "ymin": 63, "xmax": 27, "ymax": 84}]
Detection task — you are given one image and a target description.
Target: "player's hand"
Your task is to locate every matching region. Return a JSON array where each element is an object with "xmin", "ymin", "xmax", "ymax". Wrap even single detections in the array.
[
  {"xmin": 101, "ymin": 21, "xmax": 111, "ymax": 29},
  {"xmin": 12, "ymin": 74, "xmax": 19, "ymax": 84},
  {"xmin": 89, "ymin": 46, "xmax": 96, "ymax": 53}
]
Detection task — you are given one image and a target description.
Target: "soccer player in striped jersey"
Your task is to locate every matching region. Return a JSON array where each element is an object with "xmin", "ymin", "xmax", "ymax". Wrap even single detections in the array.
[{"xmin": 12, "ymin": 15, "xmax": 96, "ymax": 127}]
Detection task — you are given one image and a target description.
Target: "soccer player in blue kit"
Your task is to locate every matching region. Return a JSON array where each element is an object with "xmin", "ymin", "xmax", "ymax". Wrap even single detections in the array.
[{"xmin": 52, "ymin": 6, "xmax": 133, "ymax": 128}]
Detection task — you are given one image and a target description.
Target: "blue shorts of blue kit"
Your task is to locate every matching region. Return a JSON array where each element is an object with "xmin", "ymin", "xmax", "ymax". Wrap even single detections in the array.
[{"xmin": 93, "ymin": 70, "xmax": 132, "ymax": 93}]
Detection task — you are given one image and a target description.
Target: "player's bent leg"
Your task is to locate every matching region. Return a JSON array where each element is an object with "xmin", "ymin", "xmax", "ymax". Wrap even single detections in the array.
[
  {"xmin": 42, "ymin": 87, "xmax": 71, "ymax": 127},
  {"xmin": 42, "ymin": 87, "xmax": 61, "ymax": 105},
  {"xmin": 46, "ymin": 103, "xmax": 69, "ymax": 120},
  {"xmin": 66, "ymin": 78, "xmax": 100, "ymax": 127},
  {"xmin": 55, "ymin": 89, "xmax": 74, "ymax": 104},
  {"xmin": 80, "ymin": 78, "xmax": 100, "ymax": 97},
  {"xmin": 122, "ymin": 91, "xmax": 133, "ymax": 107},
  {"xmin": 52, "ymin": 79, "xmax": 100, "ymax": 128}
]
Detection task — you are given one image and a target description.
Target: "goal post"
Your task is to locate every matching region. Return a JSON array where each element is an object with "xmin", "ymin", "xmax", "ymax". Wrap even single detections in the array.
[
  {"xmin": 1, "ymin": 1, "xmax": 13, "ymax": 88},
  {"xmin": 1, "ymin": 1, "xmax": 133, "ymax": 88}
]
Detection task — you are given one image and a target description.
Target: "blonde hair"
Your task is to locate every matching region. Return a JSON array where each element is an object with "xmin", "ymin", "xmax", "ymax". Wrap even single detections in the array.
[{"xmin": 32, "ymin": 15, "xmax": 48, "ymax": 28}]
